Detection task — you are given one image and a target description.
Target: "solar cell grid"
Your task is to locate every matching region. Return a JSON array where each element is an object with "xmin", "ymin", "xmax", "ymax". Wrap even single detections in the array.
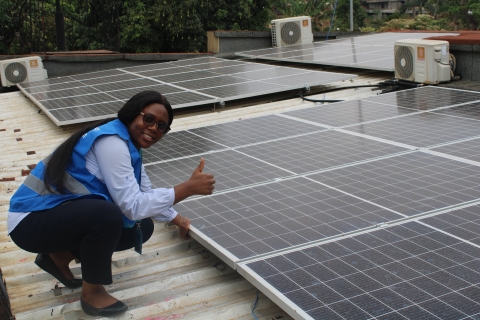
[
  {"xmin": 236, "ymin": 130, "xmax": 409, "ymax": 174},
  {"xmin": 364, "ymin": 86, "xmax": 480, "ymax": 110},
  {"xmin": 308, "ymin": 152, "xmax": 480, "ymax": 216},
  {"xmin": 186, "ymin": 61, "xmax": 246, "ymax": 70},
  {"xmin": 281, "ymin": 99, "xmax": 419, "ymax": 127},
  {"xmin": 421, "ymin": 204, "xmax": 480, "ymax": 246},
  {"xmin": 230, "ymin": 68, "xmax": 310, "ymax": 80},
  {"xmin": 152, "ymin": 70, "xmax": 219, "ymax": 83},
  {"xmin": 90, "ymin": 78, "xmax": 161, "ymax": 92},
  {"xmin": 264, "ymin": 73, "xmax": 350, "ymax": 87},
  {"xmin": 18, "ymin": 76, "xmax": 75, "ymax": 88},
  {"xmin": 429, "ymin": 138, "xmax": 480, "ymax": 164},
  {"xmin": 30, "ymin": 86, "xmax": 100, "ymax": 101},
  {"xmin": 22, "ymin": 81, "xmax": 85, "ymax": 94},
  {"xmin": 145, "ymin": 149, "xmax": 291, "ymax": 192},
  {"xmin": 77, "ymin": 73, "xmax": 141, "ymax": 86},
  {"xmin": 188, "ymin": 114, "xmax": 324, "ymax": 148},
  {"xmin": 168, "ymin": 57, "xmax": 224, "ymax": 66},
  {"xmin": 69, "ymin": 69, "xmax": 126, "ymax": 81},
  {"xmin": 195, "ymin": 81, "xmax": 284, "ymax": 99},
  {"xmin": 330, "ymin": 53, "xmax": 393, "ymax": 65},
  {"xmin": 39, "ymin": 92, "xmax": 118, "ymax": 110},
  {"xmin": 18, "ymin": 57, "xmax": 356, "ymax": 126},
  {"xmin": 174, "ymin": 75, "xmax": 251, "ymax": 90},
  {"xmin": 141, "ymin": 130, "xmax": 225, "ymax": 164},
  {"xmin": 343, "ymin": 112, "xmax": 480, "ymax": 148},
  {"xmin": 241, "ymin": 222, "xmax": 480, "ymax": 319},
  {"xmin": 162, "ymin": 91, "xmax": 218, "ymax": 106},
  {"xmin": 104, "ymin": 84, "xmax": 184, "ymax": 101},
  {"xmin": 174, "ymin": 176, "xmax": 404, "ymax": 260},
  {"xmin": 431, "ymin": 101, "xmax": 480, "ymax": 121},
  {"xmin": 208, "ymin": 63, "xmax": 275, "ymax": 75},
  {"xmin": 136, "ymin": 66, "xmax": 191, "ymax": 77},
  {"xmin": 355, "ymin": 58, "xmax": 393, "ymax": 70},
  {"xmin": 47, "ymin": 101, "xmax": 122, "ymax": 123}
]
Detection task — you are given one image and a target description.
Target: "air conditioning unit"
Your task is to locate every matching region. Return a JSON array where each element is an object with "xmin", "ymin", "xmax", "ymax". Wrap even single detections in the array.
[
  {"xmin": 0, "ymin": 56, "xmax": 48, "ymax": 87},
  {"xmin": 271, "ymin": 16, "xmax": 313, "ymax": 48},
  {"xmin": 394, "ymin": 39, "xmax": 451, "ymax": 84}
]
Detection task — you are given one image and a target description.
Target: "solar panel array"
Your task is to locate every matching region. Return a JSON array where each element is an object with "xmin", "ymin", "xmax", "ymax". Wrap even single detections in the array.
[
  {"xmin": 16, "ymin": 57, "xmax": 356, "ymax": 126},
  {"xmin": 141, "ymin": 86, "xmax": 480, "ymax": 319},
  {"xmin": 236, "ymin": 32, "xmax": 458, "ymax": 71}
]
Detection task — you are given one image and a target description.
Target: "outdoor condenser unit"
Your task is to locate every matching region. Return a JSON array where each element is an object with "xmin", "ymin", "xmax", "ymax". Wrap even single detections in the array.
[
  {"xmin": 271, "ymin": 16, "xmax": 314, "ymax": 48},
  {"xmin": 0, "ymin": 56, "xmax": 48, "ymax": 87},
  {"xmin": 394, "ymin": 39, "xmax": 451, "ymax": 84}
]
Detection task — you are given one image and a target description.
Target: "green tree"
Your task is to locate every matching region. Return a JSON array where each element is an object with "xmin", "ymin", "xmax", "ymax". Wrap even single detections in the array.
[{"xmin": 332, "ymin": 0, "xmax": 368, "ymax": 31}]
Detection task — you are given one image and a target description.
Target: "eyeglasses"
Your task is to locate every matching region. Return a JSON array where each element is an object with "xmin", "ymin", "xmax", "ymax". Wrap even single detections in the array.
[{"xmin": 140, "ymin": 112, "xmax": 169, "ymax": 132}]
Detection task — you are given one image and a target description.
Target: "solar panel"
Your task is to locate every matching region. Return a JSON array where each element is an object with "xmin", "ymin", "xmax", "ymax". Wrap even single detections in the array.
[
  {"xmin": 46, "ymin": 102, "xmax": 123, "ymax": 123},
  {"xmin": 188, "ymin": 114, "xmax": 325, "ymax": 148},
  {"xmin": 236, "ymin": 32, "xmax": 458, "ymax": 71},
  {"xmin": 343, "ymin": 112, "xmax": 480, "ymax": 148},
  {"xmin": 236, "ymin": 130, "xmax": 410, "ymax": 174},
  {"xmin": 431, "ymin": 101, "xmax": 480, "ymax": 121},
  {"xmin": 238, "ymin": 221, "xmax": 480, "ymax": 320},
  {"xmin": 174, "ymin": 176, "xmax": 404, "ymax": 263},
  {"xmin": 420, "ymin": 204, "xmax": 480, "ymax": 245},
  {"xmin": 364, "ymin": 86, "xmax": 480, "ymax": 110},
  {"xmin": 18, "ymin": 57, "xmax": 357, "ymax": 126},
  {"xmin": 281, "ymin": 99, "xmax": 419, "ymax": 128},
  {"xmin": 152, "ymin": 70, "xmax": 221, "ymax": 83},
  {"xmin": 145, "ymin": 149, "xmax": 291, "ymax": 192},
  {"xmin": 429, "ymin": 137, "xmax": 480, "ymax": 164},
  {"xmin": 308, "ymin": 152, "xmax": 480, "ymax": 216},
  {"xmin": 142, "ymin": 131, "xmax": 225, "ymax": 164}
]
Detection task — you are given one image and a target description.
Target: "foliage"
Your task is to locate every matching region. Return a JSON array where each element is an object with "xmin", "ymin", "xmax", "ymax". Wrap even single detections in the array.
[
  {"xmin": 331, "ymin": 0, "xmax": 368, "ymax": 31},
  {"xmin": 0, "ymin": 0, "xmax": 272, "ymax": 54},
  {"xmin": 379, "ymin": 14, "xmax": 449, "ymax": 31},
  {"xmin": 359, "ymin": 26, "xmax": 376, "ymax": 32}
]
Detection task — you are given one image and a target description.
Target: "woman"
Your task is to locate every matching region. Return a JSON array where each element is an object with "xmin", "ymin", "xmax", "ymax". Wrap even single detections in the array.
[{"xmin": 8, "ymin": 91, "xmax": 215, "ymax": 317}]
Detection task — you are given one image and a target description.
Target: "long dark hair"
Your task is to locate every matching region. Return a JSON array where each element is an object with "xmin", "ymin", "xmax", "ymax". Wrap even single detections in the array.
[{"xmin": 43, "ymin": 91, "xmax": 173, "ymax": 193}]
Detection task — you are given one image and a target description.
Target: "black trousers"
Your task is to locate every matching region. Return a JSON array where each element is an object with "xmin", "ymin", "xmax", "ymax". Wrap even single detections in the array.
[{"xmin": 10, "ymin": 198, "xmax": 154, "ymax": 285}]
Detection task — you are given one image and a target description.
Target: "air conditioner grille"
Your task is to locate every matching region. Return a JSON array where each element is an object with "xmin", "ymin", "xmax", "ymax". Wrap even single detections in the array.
[
  {"xmin": 4, "ymin": 62, "xmax": 28, "ymax": 83},
  {"xmin": 280, "ymin": 21, "xmax": 301, "ymax": 45},
  {"xmin": 395, "ymin": 45, "xmax": 414, "ymax": 79}
]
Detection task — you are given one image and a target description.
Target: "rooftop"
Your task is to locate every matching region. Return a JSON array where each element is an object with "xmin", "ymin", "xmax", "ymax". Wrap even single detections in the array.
[{"xmin": 0, "ymin": 66, "xmax": 392, "ymax": 319}]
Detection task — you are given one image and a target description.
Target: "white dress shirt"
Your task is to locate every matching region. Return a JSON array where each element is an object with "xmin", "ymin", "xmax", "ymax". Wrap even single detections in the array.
[{"xmin": 8, "ymin": 134, "xmax": 177, "ymax": 234}]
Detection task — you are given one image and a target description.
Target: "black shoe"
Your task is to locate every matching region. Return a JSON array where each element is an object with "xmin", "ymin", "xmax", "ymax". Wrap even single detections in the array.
[
  {"xmin": 81, "ymin": 298, "xmax": 128, "ymax": 317},
  {"xmin": 34, "ymin": 253, "xmax": 83, "ymax": 289}
]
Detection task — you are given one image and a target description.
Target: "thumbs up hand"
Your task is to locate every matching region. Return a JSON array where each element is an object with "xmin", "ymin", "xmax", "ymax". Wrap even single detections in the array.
[
  {"xmin": 174, "ymin": 158, "xmax": 216, "ymax": 204},
  {"xmin": 188, "ymin": 158, "xmax": 215, "ymax": 195}
]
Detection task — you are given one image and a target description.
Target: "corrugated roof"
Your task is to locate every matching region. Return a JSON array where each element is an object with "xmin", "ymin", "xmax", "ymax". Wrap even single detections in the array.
[{"xmin": 0, "ymin": 68, "xmax": 391, "ymax": 319}]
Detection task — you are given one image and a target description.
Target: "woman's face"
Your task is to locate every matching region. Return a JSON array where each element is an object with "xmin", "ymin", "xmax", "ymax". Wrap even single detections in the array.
[{"xmin": 128, "ymin": 103, "xmax": 169, "ymax": 149}]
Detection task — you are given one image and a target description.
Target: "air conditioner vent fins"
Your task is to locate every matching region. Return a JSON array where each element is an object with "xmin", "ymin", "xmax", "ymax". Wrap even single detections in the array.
[
  {"xmin": 4, "ymin": 62, "xmax": 28, "ymax": 84},
  {"xmin": 280, "ymin": 21, "xmax": 301, "ymax": 45},
  {"xmin": 395, "ymin": 45, "xmax": 414, "ymax": 80}
]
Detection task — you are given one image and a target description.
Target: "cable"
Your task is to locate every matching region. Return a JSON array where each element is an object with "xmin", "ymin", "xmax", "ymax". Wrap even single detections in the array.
[
  {"xmin": 326, "ymin": 0, "xmax": 339, "ymax": 41},
  {"xmin": 297, "ymin": 79, "xmax": 424, "ymax": 103},
  {"xmin": 300, "ymin": 94, "xmax": 344, "ymax": 103},
  {"xmin": 252, "ymin": 290, "xmax": 260, "ymax": 320}
]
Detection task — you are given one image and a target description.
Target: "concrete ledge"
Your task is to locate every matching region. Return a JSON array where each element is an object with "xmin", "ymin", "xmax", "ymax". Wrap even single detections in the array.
[
  {"xmin": 213, "ymin": 31, "xmax": 271, "ymax": 38},
  {"xmin": 207, "ymin": 30, "xmax": 367, "ymax": 54}
]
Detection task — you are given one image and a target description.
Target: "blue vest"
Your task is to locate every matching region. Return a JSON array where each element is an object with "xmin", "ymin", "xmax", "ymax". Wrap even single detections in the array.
[{"xmin": 9, "ymin": 119, "xmax": 141, "ymax": 228}]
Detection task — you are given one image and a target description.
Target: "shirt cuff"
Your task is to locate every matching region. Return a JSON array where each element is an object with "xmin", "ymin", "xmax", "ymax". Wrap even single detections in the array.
[{"xmin": 168, "ymin": 188, "xmax": 175, "ymax": 207}]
